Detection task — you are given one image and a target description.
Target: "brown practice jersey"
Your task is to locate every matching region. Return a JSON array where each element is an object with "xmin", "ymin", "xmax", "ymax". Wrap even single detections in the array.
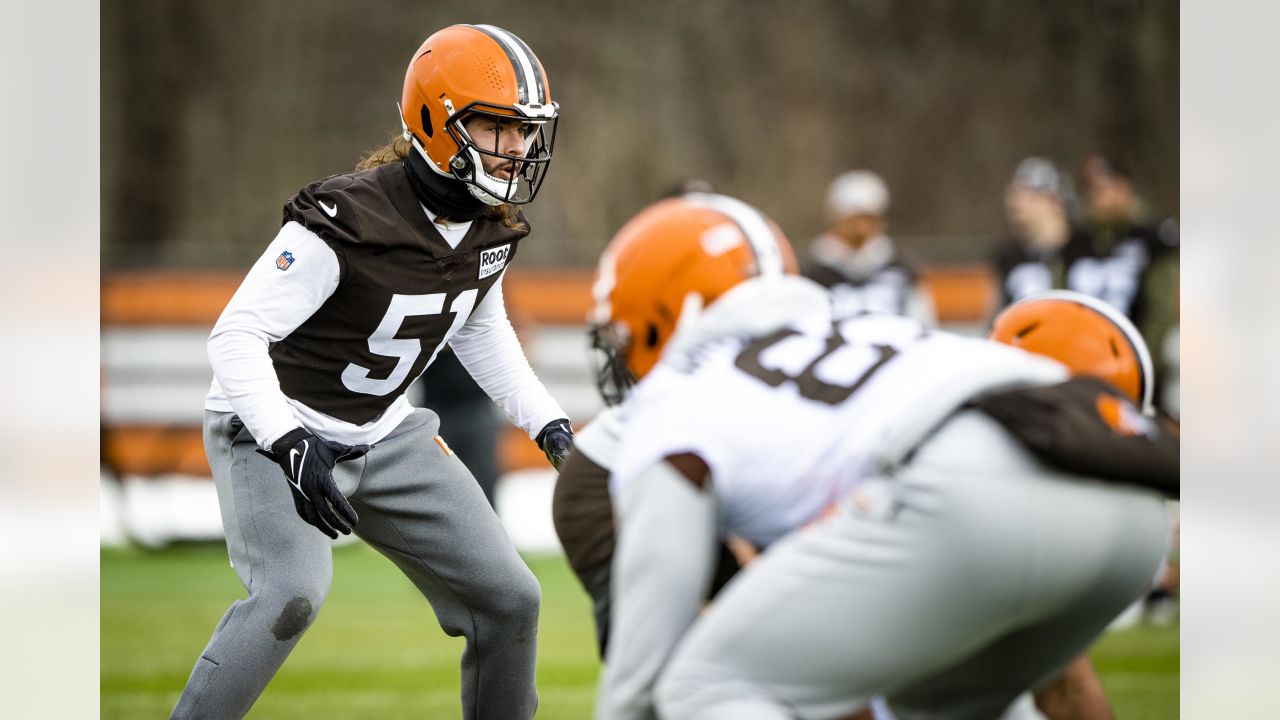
[{"xmin": 271, "ymin": 161, "xmax": 527, "ymax": 424}]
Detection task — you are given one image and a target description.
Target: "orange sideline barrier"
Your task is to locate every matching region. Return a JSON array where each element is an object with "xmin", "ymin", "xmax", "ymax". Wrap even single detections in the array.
[
  {"xmin": 102, "ymin": 272, "xmax": 244, "ymax": 327},
  {"xmin": 104, "ymin": 426, "xmax": 211, "ymax": 478},
  {"xmin": 101, "ymin": 270, "xmax": 599, "ymax": 327},
  {"xmin": 102, "ymin": 267, "xmax": 995, "ymax": 478},
  {"xmin": 103, "ymin": 425, "xmax": 553, "ymax": 478},
  {"xmin": 920, "ymin": 266, "xmax": 996, "ymax": 325},
  {"xmin": 102, "ymin": 267, "xmax": 993, "ymax": 326}
]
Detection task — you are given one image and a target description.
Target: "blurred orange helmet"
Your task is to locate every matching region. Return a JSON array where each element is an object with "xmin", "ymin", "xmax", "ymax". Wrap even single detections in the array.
[
  {"xmin": 990, "ymin": 290, "xmax": 1155, "ymax": 414},
  {"xmin": 400, "ymin": 24, "xmax": 557, "ymax": 205},
  {"xmin": 589, "ymin": 193, "xmax": 799, "ymax": 405}
]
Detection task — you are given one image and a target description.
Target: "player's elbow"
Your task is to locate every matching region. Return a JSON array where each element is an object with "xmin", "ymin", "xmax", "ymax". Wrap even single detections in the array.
[{"xmin": 206, "ymin": 328, "xmax": 234, "ymax": 369}]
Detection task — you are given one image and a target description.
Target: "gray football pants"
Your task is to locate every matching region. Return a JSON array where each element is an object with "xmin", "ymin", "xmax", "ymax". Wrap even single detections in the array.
[
  {"xmin": 171, "ymin": 409, "xmax": 540, "ymax": 720},
  {"xmin": 655, "ymin": 410, "xmax": 1169, "ymax": 720}
]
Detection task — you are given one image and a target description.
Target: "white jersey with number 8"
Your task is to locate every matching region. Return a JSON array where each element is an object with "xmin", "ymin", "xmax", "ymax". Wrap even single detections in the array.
[{"xmin": 610, "ymin": 276, "xmax": 1066, "ymax": 549}]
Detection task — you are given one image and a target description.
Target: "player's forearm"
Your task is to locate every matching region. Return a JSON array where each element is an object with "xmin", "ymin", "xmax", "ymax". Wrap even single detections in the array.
[
  {"xmin": 599, "ymin": 461, "xmax": 718, "ymax": 719},
  {"xmin": 1033, "ymin": 655, "xmax": 1114, "ymax": 720},
  {"xmin": 208, "ymin": 329, "xmax": 302, "ymax": 449}
]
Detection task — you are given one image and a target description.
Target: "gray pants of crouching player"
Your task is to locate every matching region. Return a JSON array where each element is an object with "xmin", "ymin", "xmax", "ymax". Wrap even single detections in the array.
[
  {"xmin": 655, "ymin": 410, "xmax": 1170, "ymax": 720},
  {"xmin": 171, "ymin": 409, "xmax": 540, "ymax": 720}
]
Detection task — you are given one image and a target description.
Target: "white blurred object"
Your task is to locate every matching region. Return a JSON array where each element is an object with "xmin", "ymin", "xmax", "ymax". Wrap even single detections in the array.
[
  {"xmin": 999, "ymin": 693, "xmax": 1047, "ymax": 720},
  {"xmin": 1106, "ymin": 599, "xmax": 1144, "ymax": 631},
  {"xmin": 119, "ymin": 474, "xmax": 225, "ymax": 547},
  {"xmin": 827, "ymin": 170, "xmax": 889, "ymax": 219},
  {"xmin": 104, "ymin": 469, "xmax": 564, "ymax": 555},
  {"xmin": 874, "ymin": 692, "xmax": 1042, "ymax": 719},
  {"xmin": 495, "ymin": 467, "xmax": 563, "ymax": 554},
  {"xmin": 100, "ymin": 470, "xmax": 128, "ymax": 548}
]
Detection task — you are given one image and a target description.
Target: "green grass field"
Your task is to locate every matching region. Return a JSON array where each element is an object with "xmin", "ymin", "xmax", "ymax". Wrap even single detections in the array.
[{"xmin": 102, "ymin": 542, "xmax": 1177, "ymax": 718}]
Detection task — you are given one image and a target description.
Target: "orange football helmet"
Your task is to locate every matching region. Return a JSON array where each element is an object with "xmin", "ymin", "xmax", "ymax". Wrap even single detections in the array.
[
  {"xmin": 990, "ymin": 290, "xmax": 1155, "ymax": 414},
  {"xmin": 400, "ymin": 24, "xmax": 557, "ymax": 205},
  {"xmin": 589, "ymin": 193, "xmax": 799, "ymax": 405}
]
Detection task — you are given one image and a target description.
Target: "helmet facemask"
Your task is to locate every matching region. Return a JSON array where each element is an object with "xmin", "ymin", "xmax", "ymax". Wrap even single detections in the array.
[
  {"xmin": 445, "ymin": 103, "xmax": 557, "ymax": 206},
  {"xmin": 589, "ymin": 321, "xmax": 636, "ymax": 407}
]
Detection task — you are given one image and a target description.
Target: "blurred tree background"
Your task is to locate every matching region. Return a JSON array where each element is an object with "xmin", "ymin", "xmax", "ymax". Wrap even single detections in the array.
[{"xmin": 102, "ymin": 0, "xmax": 1176, "ymax": 269}]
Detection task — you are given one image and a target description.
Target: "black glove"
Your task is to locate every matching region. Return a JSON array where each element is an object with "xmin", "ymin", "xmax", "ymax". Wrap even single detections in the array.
[
  {"xmin": 257, "ymin": 428, "xmax": 369, "ymax": 539},
  {"xmin": 536, "ymin": 418, "xmax": 574, "ymax": 470}
]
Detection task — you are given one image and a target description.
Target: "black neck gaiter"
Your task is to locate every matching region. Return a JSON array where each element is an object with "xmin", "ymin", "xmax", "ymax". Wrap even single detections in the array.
[{"xmin": 402, "ymin": 151, "xmax": 489, "ymax": 222}]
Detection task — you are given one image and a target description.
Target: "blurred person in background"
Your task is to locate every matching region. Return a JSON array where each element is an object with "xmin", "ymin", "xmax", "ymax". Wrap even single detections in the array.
[
  {"xmin": 664, "ymin": 176, "xmax": 716, "ymax": 197},
  {"xmin": 994, "ymin": 155, "xmax": 1180, "ymax": 620},
  {"xmin": 172, "ymin": 24, "xmax": 573, "ymax": 720},
  {"xmin": 1070, "ymin": 152, "xmax": 1179, "ymax": 417},
  {"xmin": 803, "ymin": 170, "xmax": 936, "ymax": 326},
  {"xmin": 991, "ymin": 157, "xmax": 1088, "ymax": 310},
  {"xmin": 1074, "ymin": 153, "xmax": 1181, "ymax": 613}
]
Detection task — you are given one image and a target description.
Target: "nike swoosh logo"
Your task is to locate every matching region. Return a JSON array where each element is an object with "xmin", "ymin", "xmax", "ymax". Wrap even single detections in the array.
[
  {"xmin": 319, "ymin": 200, "xmax": 338, "ymax": 217},
  {"xmin": 288, "ymin": 440, "xmax": 310, "ymax": 499}
]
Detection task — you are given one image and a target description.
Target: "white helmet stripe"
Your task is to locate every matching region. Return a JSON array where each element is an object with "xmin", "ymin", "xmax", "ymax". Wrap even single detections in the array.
[
  {"xmin": 1026, "ymin": 289, "xmax": 1156, "ymax": 414},
  {"xmin": 502, "ymin": 30, "xmax": 548, "ymax": 105},
  {"xmin": 591, "ymin": 247, "xmax": 619, "ymax": 325},
  {"xmin": 476, "ymin": 24, "xmax": 542, "ymax": 106},
  {"xmin": 685, "ymin": 193, "xmax": 786, "ymax": 276}
]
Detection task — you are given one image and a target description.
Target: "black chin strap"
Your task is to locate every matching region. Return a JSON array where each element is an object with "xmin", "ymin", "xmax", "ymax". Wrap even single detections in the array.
[{"xmin": 403, "ymin": 151, "xmax": 488, "ymax": 222}]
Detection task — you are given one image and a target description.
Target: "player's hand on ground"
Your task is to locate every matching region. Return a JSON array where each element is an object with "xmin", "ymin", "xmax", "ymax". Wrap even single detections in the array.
[
  {"xmin": 536, "ymin": 418, "xmax": 575, "ymax": 470},
  {"xmin": 258, "ymin": 428, "xmax": 369, "ymax": 539}
]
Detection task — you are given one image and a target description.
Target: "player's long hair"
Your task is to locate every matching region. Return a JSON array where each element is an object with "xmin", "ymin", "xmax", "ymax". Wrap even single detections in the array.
[{"xmin": 357, "ymin": 133, "xmax": 527, "ymax": 230}]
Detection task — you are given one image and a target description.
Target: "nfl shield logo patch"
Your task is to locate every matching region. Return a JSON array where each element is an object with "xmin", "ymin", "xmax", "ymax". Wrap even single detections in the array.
[{"xmin": 276, "ymin": 251, "xmax": 295, "ymax": 271}]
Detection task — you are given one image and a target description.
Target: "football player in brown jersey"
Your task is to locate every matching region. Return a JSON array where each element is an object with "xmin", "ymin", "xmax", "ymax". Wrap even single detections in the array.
[{"xmin": 172, "ymin": 25, "xmax": 570, "ymax": 720}]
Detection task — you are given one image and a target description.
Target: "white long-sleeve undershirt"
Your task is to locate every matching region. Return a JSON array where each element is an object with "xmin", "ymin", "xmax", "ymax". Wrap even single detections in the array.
[{"xmin": 205, "ymin": 220, "xmax": 565, "ymax": 449}]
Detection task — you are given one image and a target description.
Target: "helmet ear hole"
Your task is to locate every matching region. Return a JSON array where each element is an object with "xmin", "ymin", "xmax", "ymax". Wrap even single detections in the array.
[
  {"xmin": 645, "ymin": 324, "xmax": 661, "ymax": 349},
  {"xmin": 420, "ymin": 105, "xmax": 433, "ymax": 138}
]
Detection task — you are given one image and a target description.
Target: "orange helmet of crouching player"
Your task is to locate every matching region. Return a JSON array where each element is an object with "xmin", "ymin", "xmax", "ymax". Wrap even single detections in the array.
[
  {"xmin": 990, "ymin": 290, "xmax": 1155, "ymax": 414},
  {"xmin": 589, "ymin": 193, "xmax": 799, "ymax": 405}
]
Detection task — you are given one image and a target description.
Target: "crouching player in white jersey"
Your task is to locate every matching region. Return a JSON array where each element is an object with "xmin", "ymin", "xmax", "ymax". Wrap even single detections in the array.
[
  {"xmin": 552, "ymin": 194, "xmax": 800, "ymax": 663},
  {"xmin": 589, "ymin": 196, "xmax": 1178, "ymax": 719}
]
